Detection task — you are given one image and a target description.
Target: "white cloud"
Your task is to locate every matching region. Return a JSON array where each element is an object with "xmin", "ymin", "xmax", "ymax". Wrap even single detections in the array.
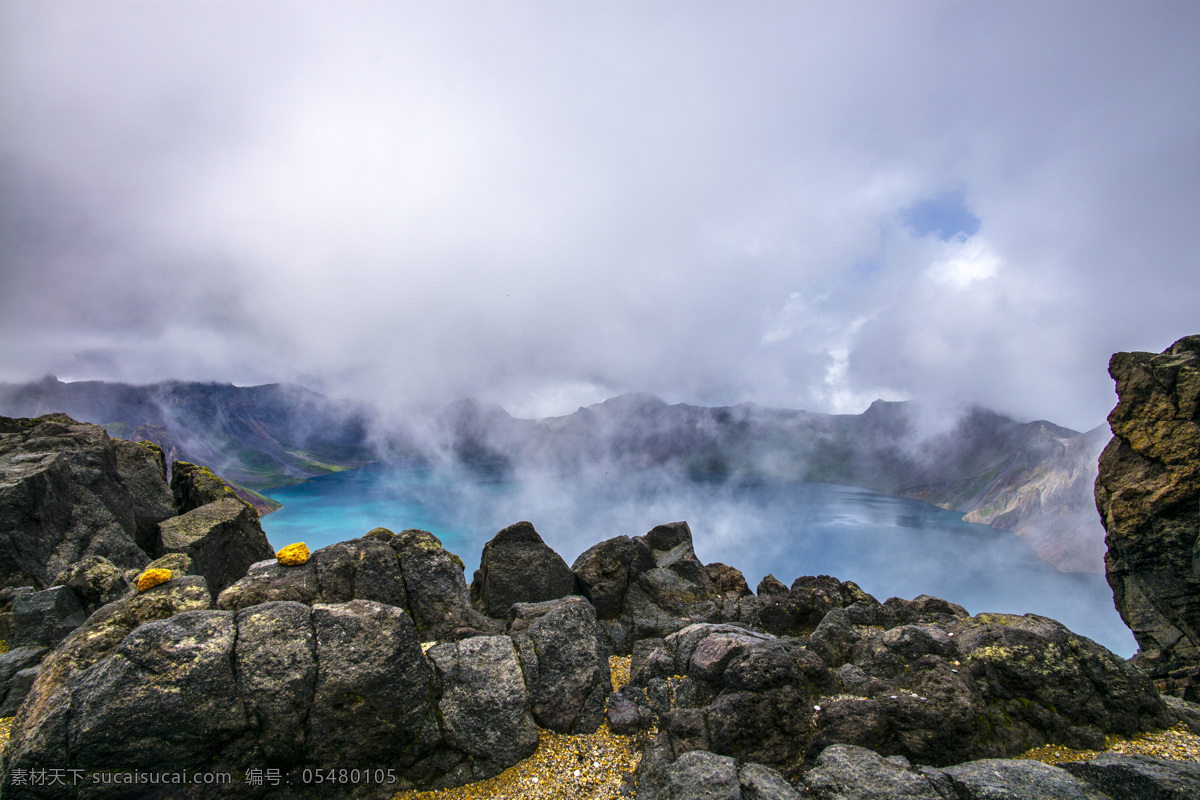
[
  {"xmin": 1, "ymin": 2, "xmax": 1198, "ymax": 430},
  {"xmin": 926, "ymin": 237, "xmax": 1002, "ymax": 289}
]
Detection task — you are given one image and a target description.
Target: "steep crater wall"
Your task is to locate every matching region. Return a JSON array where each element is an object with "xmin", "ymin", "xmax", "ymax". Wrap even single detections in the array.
[{"xmin": 1096, "ymin": 334, "xmax": 1200, "ymax": 698}]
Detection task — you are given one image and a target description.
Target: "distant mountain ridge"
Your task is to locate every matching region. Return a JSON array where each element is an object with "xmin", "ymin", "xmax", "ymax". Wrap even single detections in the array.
[
  {"xmin": 0, "ymin": 376, "xmax": 375, "ymax": 491},
  {"xmin": 0, "ymin": 377, "xmax": 1107, "ymax": 572},
  {"xmin": 435, "ymin": 393, "xmax": 1108, "ymax": 572}
]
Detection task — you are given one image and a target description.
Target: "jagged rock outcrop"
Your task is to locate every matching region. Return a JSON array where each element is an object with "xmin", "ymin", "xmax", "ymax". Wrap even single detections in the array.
[
  {"xmin": 471, "ymin": 521, "xmax": 578, "ymax": 618},
  {"xmin": 0, "ymin": 414, "xmax": 156, "ymax": 587},
  {"xmin": 171, "ymin": 459, "xmax": 243, "ymax": 513},
  {"xmin": 1096, "ymin": 334, "xmax": 1200, "ymax": 698},
  {"xmin": 0, "ymin": 414, "xmax": 276, "ymax": 623},
  {"xmin": 157, "ymin": 496, "xmax": 275, "ymax": 598},
  {"xmin": 626, "ymin": 611, "xmax": 1171, "ymax": 782},
  {"xmin": 217, "ymin": 530, "xmax": 501, "ymax": 640},
  {"xmin": 1, "ymin": 595, "xmax": 556, "ymax": 798},
  {"xmin": 572, "ymin": 521, "xmax": 761, "ymax": 654},
  {"xmin": 112, "ymin": 438, "xmax": 176, "ymax": 553}
]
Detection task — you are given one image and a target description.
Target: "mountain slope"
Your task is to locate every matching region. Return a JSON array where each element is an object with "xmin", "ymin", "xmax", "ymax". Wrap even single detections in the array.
[{"xmin": 0, "ymin": 377, "xmax": 375, "ymax": 489}]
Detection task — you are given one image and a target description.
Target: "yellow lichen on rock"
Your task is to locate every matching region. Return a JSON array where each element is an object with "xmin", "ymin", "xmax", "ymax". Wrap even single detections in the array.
[
  {"xmin": 276, "ymin": 542, "xmax": 310, "ymax": 566},
  {"xmin": 137, "ymin": 568, "xmax": 172, "ymax": 592}
]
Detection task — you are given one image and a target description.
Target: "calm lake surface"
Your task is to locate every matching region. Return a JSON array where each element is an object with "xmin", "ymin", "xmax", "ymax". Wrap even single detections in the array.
[{"xmin": 261, "ymin": 460, "xmax": 1136, "ymax": 656}]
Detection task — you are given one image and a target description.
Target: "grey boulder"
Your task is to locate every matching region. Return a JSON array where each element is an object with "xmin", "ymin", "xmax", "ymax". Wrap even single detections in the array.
[
  {"xmin": 390, "ymin": 528, "xmax": 501, "ymax": 640},
  {"xmin": 10, "ymin": 585, "xmax": 86, "ymax": 648},
  {"xmin": 157, "ymin": 496, "xmax": 275, "ymax": 598},
  {"xmin": 1062, "ymin": 754, "xmax": 1200, "ymax": 800},
  {"xmin": 508, "ymin": 596, "xmax": 612, "ymax": 733},
  {"xmin": 471, "ymin": 521, "xmax": 578, "ymax": 619},
  {"xmin": 51, "ymin": 554, "xmax": 129, "ymax": 615},
  {"xmin": 426, "ymin": 634, "xmax": 540, "ymax": 783}
]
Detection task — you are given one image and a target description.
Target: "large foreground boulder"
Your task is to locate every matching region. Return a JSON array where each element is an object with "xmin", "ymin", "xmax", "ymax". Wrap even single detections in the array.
[
  {"xmin": 425, "ymin": 635, "xmax": 540, "ymax": 784},
  {"xmin": 470, "ymin": 521, "xmax": 578, "ymax": 618},
  {"xmin": 1096, "ymin": 334, "xmax": 1200, "ymax": 699},
  {"xmin": 1, "ymin": 597, "xmax": 547, "ymax": 798},
  {"xmin": 508, "ymin": 596, "xmax": 612, "ymax": 733}
]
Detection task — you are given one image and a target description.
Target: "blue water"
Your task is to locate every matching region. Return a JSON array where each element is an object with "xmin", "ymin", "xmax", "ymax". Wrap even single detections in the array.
[{"xmin": 261, "ymin": 461, "xmax": 1136, "ymax": 657}]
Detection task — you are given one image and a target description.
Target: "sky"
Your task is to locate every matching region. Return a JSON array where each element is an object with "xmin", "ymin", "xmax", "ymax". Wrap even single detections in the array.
[{"xmin": 1, "ymin": 2, "xmax": 1197, "ymax": 431}]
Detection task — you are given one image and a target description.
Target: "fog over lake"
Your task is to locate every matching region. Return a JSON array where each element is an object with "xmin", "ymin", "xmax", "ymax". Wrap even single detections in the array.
[{"xmin": 261, "ymin": 460, "xmax": 1135, "ymax": 657}]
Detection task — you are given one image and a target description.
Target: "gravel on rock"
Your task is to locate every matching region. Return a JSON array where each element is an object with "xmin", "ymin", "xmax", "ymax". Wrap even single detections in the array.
[
  {"xmin": 1017, "ymin": 723, "xmax": 1200, "ymax": 764},
  {"xmin": 393, "ymin": 657, "xmax": 645, "ymax": 800}
]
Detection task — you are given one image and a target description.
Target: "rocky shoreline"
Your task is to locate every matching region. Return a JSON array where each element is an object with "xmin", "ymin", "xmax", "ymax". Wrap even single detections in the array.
[{"xmin": 1, "ymin": 336, "xmax": 1198, "ymax": 800}]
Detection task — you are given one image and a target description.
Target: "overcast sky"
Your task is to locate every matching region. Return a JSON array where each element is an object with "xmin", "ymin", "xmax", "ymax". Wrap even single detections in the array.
[{"xmin": 1, "ymin": 2, "xmax": 1197, "ymax": 430}]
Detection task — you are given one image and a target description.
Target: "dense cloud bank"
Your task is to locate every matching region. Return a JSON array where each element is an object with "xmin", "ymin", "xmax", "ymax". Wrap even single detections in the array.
[{"xmin": 2, "ymin": 4, "xmax": 1199, "ymax": 430}]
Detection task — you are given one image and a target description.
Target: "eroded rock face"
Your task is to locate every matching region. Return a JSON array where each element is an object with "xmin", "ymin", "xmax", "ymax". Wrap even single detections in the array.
[
  {"xmin": 0, "ymin": 414, "xmax": 152, "ymax": 588},
  {"xmin": 1, "ymin": 597, "xmax": 546, "ymax": 798},
  {"xmin": 508, "ymin": 596, "xmax": 612, "ymax": 733},
  {"xmin": 390, "ymin": 528, "xmax": 501, "ymax": 640},
  {"xmin": 157, "ymin": 496, "xmax": 275, "ymax": 598},
  {"xmin": 574, "ymin": 522, "xmax": 759, "ymax": 654},
  {"xmin": 216, "ymin": 530, "xmax": 502, "ymax": 641},
  {"xmin": 112, "ymin": 438, "xmax": 175, "ymax": 554},
  {"xmin": 471, "ymin": 521, "xmax": 578, "ymax": 619},
  {"xmin": 625, "ymin": 610, "xmax": 1170, "ymax": 782},
  {"xmin": 170, "ymin": 459, "xmax": 242, "ymax": 513},
  {"xmin": 1096, "ymin": 334, "xmax": 1200, "ymax": 698}
]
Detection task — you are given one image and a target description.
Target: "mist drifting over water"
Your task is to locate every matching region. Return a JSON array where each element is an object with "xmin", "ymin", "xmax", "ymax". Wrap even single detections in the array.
[{"xmin": 261, "ymin": 459, "xmax": 1135, "ymax": 657}]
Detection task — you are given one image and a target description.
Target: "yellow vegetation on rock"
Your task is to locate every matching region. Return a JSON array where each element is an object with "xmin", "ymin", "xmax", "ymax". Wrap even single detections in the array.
[
  {"xmin": 137, "ymin": 568, "xmax": 172, "ymax": 592},
  {"xmin": 276, "ymin": 542, "xmax": 310, "ymax": 566}
]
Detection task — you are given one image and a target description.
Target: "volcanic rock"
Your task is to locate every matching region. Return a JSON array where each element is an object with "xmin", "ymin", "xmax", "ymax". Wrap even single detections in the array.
[
  {"xmin": 0, "ymin": 414, "xmax": 150, "ymax": 588},
  {"xmin": 1, "ymin": 595, "xmax": 549, "ymax": 797},
  {"xmin": 1096, "ymin": 334, "xmax": 1200, "ymax": 698},
  {"xmin": 112, "ymin": 437, "xmax": 175, "ymax": 554},
  {"xmin": 471, "ymin": 521, "xmax": 578, "ymax": 619},
  {"xmin": 507, "ymin": 596, "xmax": 612, "ymax": 733},
  {"xmin": 391, "ymin": 528, "xmax": 501, "ymax": 640},
  {"xmin": 1062, "ymin": 753, "xmax": 1200, "ymax": 800},
  {"xmin": 10, "ymin": 585, "xmax": 86, "ymax": 649},
  {"xmin": 425, "ymin": 634, "xmax": 540, "ymax": 782},
  {"xmin": 51, "ymin": 554, "xmax": 129, "ymax": 614},
  {"xmin": 170, "ymin": 459, "xmax": 242, "ymax": 513},
  {"xmin": 157, "ymin": 496, "xmax": 275, "ymax": 598}
]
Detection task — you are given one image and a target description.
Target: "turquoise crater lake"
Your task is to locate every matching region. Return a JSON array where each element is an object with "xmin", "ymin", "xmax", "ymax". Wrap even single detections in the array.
[{"xmin": 261, "ymin": 460, "xmax": 1136, "ymax": 657}]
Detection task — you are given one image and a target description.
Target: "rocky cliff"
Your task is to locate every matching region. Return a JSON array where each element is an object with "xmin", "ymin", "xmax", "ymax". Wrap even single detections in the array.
[{"xmin": 1096, "ymin": 335, "xmax": 1200, "ymax": 699}]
